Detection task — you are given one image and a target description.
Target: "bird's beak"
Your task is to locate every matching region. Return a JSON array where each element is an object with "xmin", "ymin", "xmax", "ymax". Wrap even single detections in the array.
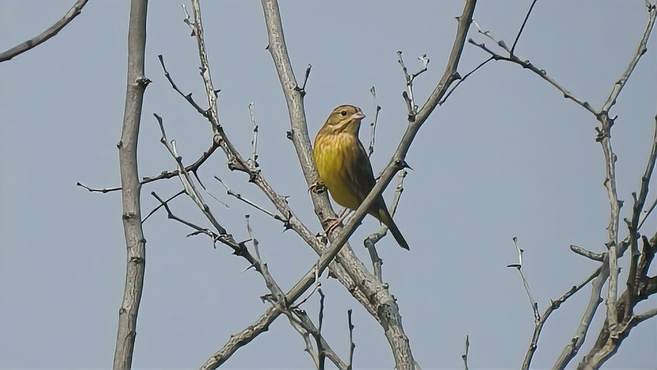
[{"xmin": 351, "ymin": 111, "xmax": 365, "ymax": 121}]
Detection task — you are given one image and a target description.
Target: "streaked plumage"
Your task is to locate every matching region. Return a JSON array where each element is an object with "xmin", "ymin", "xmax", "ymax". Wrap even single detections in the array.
[{"xmin": 313, "ymin": 104, "xmax": 409, "ymax": 250}]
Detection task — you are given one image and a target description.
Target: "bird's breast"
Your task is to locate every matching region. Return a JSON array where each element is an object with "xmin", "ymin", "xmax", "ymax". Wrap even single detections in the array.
[{"xmin": 313, "ymin": 133, "xmax": 362, "ymax": 209}]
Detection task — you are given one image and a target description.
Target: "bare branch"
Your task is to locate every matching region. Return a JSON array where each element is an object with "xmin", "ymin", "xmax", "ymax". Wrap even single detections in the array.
[
  {"xmin": 0, "ymin": 0, "xmax": 89, "ymax": 62},
  {"xmin": 367, "ymin": 86, "xmax": 381, "ymax": 157},
  {"xmin": 570, "ymin": 244, "xmax": 605, "ymax": 262},
  {"xmin": 508, "ymin": 237, "xmax": 540, "ymax": 323},
  {"xmin": 634, "ymin": 307, "xmax": 657, "ymax": 323},
  {"xmin": 521, "ymin": 267, "xmax": 601, "ymax": 370},
  {"xmin": 158, "ymin": 54, "xmax": 208, "ymax": 116},
  {"xmin": 627, "ymin": 117, "xmax": 657, "ymax": 303},
  {"xmin": 599, "ymin": 5, "xmax": 656, "ymax": 115},
  {"xmin": 151, "ymin": 192, "xmax": 219, "ymax": 243},
  {"xmin": 397, "ymin": 51, "xmax": 430, "ymax": 120},
  {"xmin": 248, "ymin": 102, "xmax": 260, "ymax": 169},
  {"xmin": 189, "ymin": 0, "xmax": 221, "ymax": 135},
  {"xmin": 552, "ymin": 262, "xmax": 609, "ymax": 369},
  {"xmin": 112, "ymin": 1, "xmax": 149, "ymax": 369},
  {"xmin": 468, "ymin": 38, "xmax": 598, "ymax": 116},
  {"xmin": 347, "ymin": 309, "xmax": 355, "ymax": 370},
  {"xmin": 76, "ymin": 141, "xmax": 220, "ymax": 193},
  {"xmin": 439, "ymin": 56, "xmax": 493, "ymax": 105},
  {"xmin": 364, "ymin": 170, "xmax": 408, "ymax": 282},
  {"xmin": 461, "ymin": 335, "xmax": 470, "ymax": 370},
  {"xmin": 510, "ymin": 0, "xmax": 539, "ymax": 55},
  {"xmin": 638, "ymin": 195, "xmax": 657, "ymax": 230},
  {"xmin": 214, "ymin": 176, "xmax": 285, "ymax": 223},
  {"xmin": 315, "ymin": 290, "xmax": 326, "ymax": 370},
  {"xmin": 141, "ymin": 190, "xmax": 185, "ymax": 224}
]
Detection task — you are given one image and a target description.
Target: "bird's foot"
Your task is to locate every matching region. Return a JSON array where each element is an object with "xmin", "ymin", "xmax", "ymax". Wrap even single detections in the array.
[
  {"xmin": 322, "ymin": 208, "xmax": 351, "ymax": 236},
  {"xmin": 308, "ymin": 181, "xmax": 326, "ymax": 194},
  {"xmin": 323, "ymin": 217, "xmax": 343, "ymax": 235}
]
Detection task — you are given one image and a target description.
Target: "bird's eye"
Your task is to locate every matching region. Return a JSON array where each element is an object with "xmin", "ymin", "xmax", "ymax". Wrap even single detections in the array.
[{"xmin": 340, "ymin": 110, "xmax": 347, "ymax": 116}]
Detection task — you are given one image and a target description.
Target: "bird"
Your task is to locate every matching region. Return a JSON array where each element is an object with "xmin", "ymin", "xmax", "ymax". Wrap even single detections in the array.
[{"xmin": 312, "ymin": 104, "xmax": 409, "ymax": 250}]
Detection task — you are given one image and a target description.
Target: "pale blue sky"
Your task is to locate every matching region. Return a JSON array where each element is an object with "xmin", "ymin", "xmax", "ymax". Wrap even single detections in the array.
[{"xmin": 1, "ymin": 1, "xmax": 656, "ymax": 369}]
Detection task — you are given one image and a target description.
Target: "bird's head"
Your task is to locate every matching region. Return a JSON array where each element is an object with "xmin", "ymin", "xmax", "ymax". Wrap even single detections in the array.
[{"xmin": 321, "ymin": 104, "xmax": 365, "ymax": 135}]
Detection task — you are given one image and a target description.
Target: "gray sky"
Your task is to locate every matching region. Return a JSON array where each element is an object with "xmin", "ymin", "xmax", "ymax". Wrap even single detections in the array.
[{"xmin": 1, "ymin": 0, "xmax": 656, "ymax": 369}]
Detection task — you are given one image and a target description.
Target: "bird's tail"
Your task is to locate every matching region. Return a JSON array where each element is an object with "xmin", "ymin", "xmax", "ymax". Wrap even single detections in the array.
[{"xmin": 376, "ymin": 207, "xmax": 410, "ymax": 250}]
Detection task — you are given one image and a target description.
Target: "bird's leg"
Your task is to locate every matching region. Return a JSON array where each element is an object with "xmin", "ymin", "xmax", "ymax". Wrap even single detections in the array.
[{"xmin": 324, "ymin": 208, "xmax": 351, "ymax": 235}]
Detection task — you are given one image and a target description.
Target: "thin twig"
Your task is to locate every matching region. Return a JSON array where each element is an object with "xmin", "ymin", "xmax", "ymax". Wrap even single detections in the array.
[
  {"xmin": 397, "ymin": 51, "xmax": 430, "ymax": 120},
  {"xmin": 368, "ymin": 86, "xmax": 381, "ymax": 157},
  {"xmin": 468, "ymin": 37, "xmax": 598, "ymax": 116},
  {"xmin": 439, "ymin": 56, "xmax": 493, "ymax": 105},
  {"xmin": 243, "ymin": 217, "xmax": 347, "ymax": 370},
  {"xmin": 248, "ymin": 102, "xmax": 260, "ymax": 169},
  {"xmin": 508, "ymin": 237, "xmax": 540, "ymax": 323},
  {"xmin": 461, "ymin": 335, "xmax": 470, "ymax": 370},
  {"xmin": 141, "ymin": 190, "xmax": 185, "ymax": 224},
  {"xmin": 316, "ymin": 289, "xmax": 326, "ymax": 370},
  {"xmin": 0, "ymin": 0, "xmax": 89, "ymax": 62},
  {"xmin": 364, "ymin": 170, "xmax": 407, "ymax": 282},
  {"xmin": 510, "ymin": 0, "xmax": 539, "ymax": 55},
  {"xmin": 76, "ymin": 141, "xmax": 220, "ymax": 193},
  {"xmin": 638, "ymin": 195, "xmax": 657, "ymax": 230},
  {"xmin": 569, "ymin": 244, "xmax": 605, "ymax": 262},
  {"xmin": 287, "ymin": 303, "xmax": 349, "ymax": 370},
  {"xmin": 347, "ymin": 309, "xmax": 355, "ymax": 370},
  {"xmin": 214, "ymin": 176, "xmax": 285, "ymax": 223},
  {"xmin": 151, "ymin": 192, "xmax": 218, "ymax": 242},
  {"xmin": 627, "ymin": 118, "xmax": 657, "ymax": 297},
  {"xmin": 521, "ymin": 266, "xmax": 601, "ymax": 370},
  {"xmin": 158, "ymin": 54, "xmax": 208, "ymax": 116},
  {"xmin": 553, "ymin": 261, "xmax": 609, "ymax": 368}
]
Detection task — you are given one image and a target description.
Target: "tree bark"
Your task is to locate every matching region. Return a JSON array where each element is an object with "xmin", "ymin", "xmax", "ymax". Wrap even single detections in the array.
[{"xmin": 113, "ymin": 0, "xmax": 149, "ymax": 369}]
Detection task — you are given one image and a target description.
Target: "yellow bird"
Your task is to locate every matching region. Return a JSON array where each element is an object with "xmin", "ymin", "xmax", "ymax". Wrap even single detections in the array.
[{"xmin": 313, "ymin": 104, "xmax": 409, "ymax": 250}]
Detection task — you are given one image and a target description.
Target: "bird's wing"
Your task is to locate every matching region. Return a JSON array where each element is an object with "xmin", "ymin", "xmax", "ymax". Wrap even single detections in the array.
[{"xmin": 345, "ymin": 140, "xmax": 377, "ymax": 202}]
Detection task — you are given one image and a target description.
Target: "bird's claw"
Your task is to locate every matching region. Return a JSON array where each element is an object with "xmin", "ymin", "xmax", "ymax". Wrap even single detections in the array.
[
  {"xmin": 309, "ymin": 181, "xmax": 326, "ymax": 194},
  {"xmin": 323, "ymin": 217, "xmax": 343, "ymax": 235}
]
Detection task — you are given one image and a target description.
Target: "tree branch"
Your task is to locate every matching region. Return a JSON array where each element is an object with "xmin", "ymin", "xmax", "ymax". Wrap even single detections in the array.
[
  {"xmin": 364, "ymin": 170, "xmax": 407, "ymax": 283},
  {"xmin": 0, "ymin": 0, "xmax": 89, "ymax": 62},
  {"xmin": 461, "ymin": 335, "xmax": 470, "ymax": 370},
  {"xmin": 521, "ymin": 267, "xmax": 601, "ymax": 370},
  {"xmin": 112, "ymin": 1, "xmax": 149, "ymax": 369}
]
